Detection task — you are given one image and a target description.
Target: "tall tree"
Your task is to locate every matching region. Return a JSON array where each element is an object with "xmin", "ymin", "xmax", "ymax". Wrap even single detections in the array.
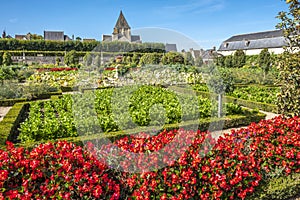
[
  {"xmin": 2, "ymin": 52, "xmax": 12, "ymax": 66},
  {"xmin": 276, "ymin": 0, "xmax": 300, "ymax": 116},
  {"xmin": 232, "ymin": 50, "xmax": 246, "ymax": 68},
  {"xmin": 258, "ymin": 48, "xmax": 272, "ymax": 79}
]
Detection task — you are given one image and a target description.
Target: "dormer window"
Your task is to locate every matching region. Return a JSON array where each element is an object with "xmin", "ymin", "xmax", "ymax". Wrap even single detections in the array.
[
  {"xmin": 245, "ymin": 40, "xmax": 250, "ymax": 47},
  {"xmin": 224, "ymin": 43, "xmax": 229, "ymax": 48}
]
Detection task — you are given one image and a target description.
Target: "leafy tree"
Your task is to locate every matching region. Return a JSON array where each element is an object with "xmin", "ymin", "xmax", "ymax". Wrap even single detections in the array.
[
  {"xmin": 276, "ymin": 0, "xmax": 300, "ymax": 116},
  {"xmin": 139, "ymin": 53, "xmax": 161, "ymax": 66},
  {"xmin": 214, "ymin": 55, "xmax": 225, "ymax": 66},
  {"xmin": 258, "ymin": 48, "xmax": 272, "ymax": 79},
  {"xmin": 94, "ymin": 55, "xmax": 101, "ymax": 67},
  {"xmin": 184, "ymin": 52, "xmax": 194, "ymax": 65},
  {"xmin": 0, "ymin": 67, "xmax": 15, "ymax": 85},
  {"xmin": 55, "ymin": 57, "xmax": 61, "ymax": 66},
  {"xmin": 224, "ymin": 55, "xmax": 233, "ymax": 68},
  {"xmin": 232, "ymin": 50, "xmax": 246, "ymax": 68},
  {"xmin": 161, "ymin": 52, "xmax": 185, "ymax": 65},
  {"xmin": 76, "ymin": 37, "xmax": 82, "ymax": 41},
  {"xmin": 195, "ymin": 56, "xmax": 204, "ymax": 67},
  {"xmin": 83, "ymin": 53, "xmax": 93, "ymax": 66},
  {"xmin": 2, "ymin": 52, "xmax": 12, "ymax": 66},
  {"xmin": 64, "ymin": 50, "xmax": 79, "ymax": 67},
  {"xmin": 30, "ymin": 34, "xmax": 43, "ymax": 40}
]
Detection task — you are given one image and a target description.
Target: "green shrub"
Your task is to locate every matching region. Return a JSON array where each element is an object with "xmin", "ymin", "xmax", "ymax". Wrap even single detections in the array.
[{"xmin": 247, "ymin": 172, "xmax": 300, "ymax": 200}]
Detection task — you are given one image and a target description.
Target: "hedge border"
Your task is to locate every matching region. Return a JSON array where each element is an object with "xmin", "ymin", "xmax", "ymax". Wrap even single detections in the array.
[
  {"xmin": 0, "ymin": 91, "xmax": 62, "ymax": 106},
  {"xmin": 0, "ymin": 103, "xmax": 29, "ymax": 149},
  {"xmin": 15, "ymin": 109, "xmax": 266, "ymax": 149},
  {"xmin": 195, "ymin": 91, "xmax": 278, "ymax": 113}
]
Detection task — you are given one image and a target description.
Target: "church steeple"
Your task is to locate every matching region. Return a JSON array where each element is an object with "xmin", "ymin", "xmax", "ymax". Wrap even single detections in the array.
[{"xmin": 114, "ymin": 11, "xmax": 130, "ymax": 29}]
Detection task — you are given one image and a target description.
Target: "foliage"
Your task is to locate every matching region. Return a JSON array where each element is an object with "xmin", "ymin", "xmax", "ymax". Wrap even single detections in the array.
[
  {"xmin": 18, "ymin": 86, "xmax": 244, "ymax": 142},
  {"xmin": 0, "ymin": 39, "xmax": 165, "ymax": 52},
  {"xmin": 258, "ymin": 48, "xmax": 272, "ymax": 78},
  {"xmin": 230, "ymin": 86, "xmax": 279, "ymax": 104},
  {"xmin": 214, "ymin": 55, "xmax": 225, "ymax": 67},
  {"xmin": 232, "ymin": 50, "xmax": 246, "ymax": 68},
  {"xmin": 64, "ymin": 50, "xmax": 79, "ymax": 67},
  {"xmin": 184, "ymin": 52, "xmax": 194, "ymax": 66},
  {"xmin": 224, "ymin": 55, "xmax": 233, "ymax": 68},
  {"xmin": 276, "ymin": 0, "xmax": 300, "ymax": 117},
  {"xmin": 161, "ymin": 52, "xmax": 185, "ymax": 65},
  {"xmin": 195, "ymin": 56, "xmax": 204, "ymax": 67},
  {"xmin": 2, "ymin": 52, "xmax": 12, "ymax": 66},
  {"xmin": 0, "ymin": 52, "xmax": 3, "ymax": 65},
  {"xmin": 138, "ymin": 53, "xmax": 161, "ymax": 66}
]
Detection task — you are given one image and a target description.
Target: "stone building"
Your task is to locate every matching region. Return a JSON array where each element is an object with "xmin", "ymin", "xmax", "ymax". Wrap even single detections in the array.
[
  {"xmin": 218, "ymin": 30, "xmax": 288, "ymax": 55},
  {"xmin": 102, "ymin": 11, "xmax": 141, "ymax": 43}
]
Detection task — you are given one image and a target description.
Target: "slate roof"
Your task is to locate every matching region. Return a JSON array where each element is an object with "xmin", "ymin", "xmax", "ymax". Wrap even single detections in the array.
[
  {"xmin": 165, "ymin": 43, "xmax": 177, "ymax": 52},
  {"xmin": 218, "ymin": 30, "xmax": 288, "ymax": 51},
  {"xmin": 131, "ymin": 35, "xmax": 141, "ymax": 42},
  {"xmin": 44, "ymin": 31, "xmax": 64, "ymax": 41},
  {"xmin": 114, "ymin": 11, "xmax": 130, "ymax": 29}
]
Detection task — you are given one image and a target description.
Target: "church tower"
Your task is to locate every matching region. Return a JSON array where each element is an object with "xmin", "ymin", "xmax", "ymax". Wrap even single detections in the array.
[{"xmin": 112, "ymin": 11, "xmax": 131, "ymax": 42}]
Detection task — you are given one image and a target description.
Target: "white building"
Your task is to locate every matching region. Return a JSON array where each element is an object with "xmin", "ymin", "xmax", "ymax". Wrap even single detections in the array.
[{"xmin": 218, "ymin": 30, "xmax": 288, "ymax": 56}]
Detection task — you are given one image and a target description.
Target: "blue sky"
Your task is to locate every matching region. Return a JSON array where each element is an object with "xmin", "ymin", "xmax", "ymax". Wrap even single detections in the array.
[{"xmin": 0, "ymin": 0, "xmax": 288, "ymax": 50}]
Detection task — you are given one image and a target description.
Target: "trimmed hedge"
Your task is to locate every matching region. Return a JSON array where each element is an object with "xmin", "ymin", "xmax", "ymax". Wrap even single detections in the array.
[
  {"xmin": 0, "ymin": 103, "xmax": 29, "ymax": 149},
  {"xmin": 0, "ymin": 91, "xmax": 62, "ymax": 106},
  {"xmin": 195, "ymin": 91, "xmax": 278, "ymax": 113},
  {"xmin": 247, "ymin": 172, "xmax": 300, "ymax": 200},
  {"xmin": 16, "ymin": 109, "xmax": 266, "ymax": 149}
]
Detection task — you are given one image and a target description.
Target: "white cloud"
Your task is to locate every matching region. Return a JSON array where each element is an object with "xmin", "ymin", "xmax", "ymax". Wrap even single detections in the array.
[
  {"xmin": 159, "ymin": 0, "xmax": 225, "ymax": 16},
  {"xmin": 9, "ymin": 18, "xmax": 18, "ymax": 23}
]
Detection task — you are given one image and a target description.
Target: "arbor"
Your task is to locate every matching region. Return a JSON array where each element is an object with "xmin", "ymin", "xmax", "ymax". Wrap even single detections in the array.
[
  {"xmin": 64, "ymin": 50, "xmax": 79, "ymax": 67},
  {"xmin": 2, "ymin": 52, "xmax": 12, "ymax": 66},
  {"xmin": 258, "ymin": 48, "xmax": 272, "ymax": 79},
  {"xmin": 276, "ymin": 0, "xmax": 300, "ymax": 116},
  {"xmin": 232, "ymin": 50, "xmax": 246, "ymax": 68}
]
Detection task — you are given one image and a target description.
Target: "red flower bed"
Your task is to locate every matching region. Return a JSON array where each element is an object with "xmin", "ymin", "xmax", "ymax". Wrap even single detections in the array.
[
  {"xmin": 0, "ymin": 116, "xmax": 299, "ymax": 199},
  {"xmin": 0, "ymin": 141, "xmax": 121, "ymax": 200}
]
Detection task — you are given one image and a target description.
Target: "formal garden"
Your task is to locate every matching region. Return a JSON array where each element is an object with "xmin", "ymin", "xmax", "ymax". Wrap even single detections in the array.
[{"xmin": 0, "ymin": 1, "xmax": 299, "ymax": 199}]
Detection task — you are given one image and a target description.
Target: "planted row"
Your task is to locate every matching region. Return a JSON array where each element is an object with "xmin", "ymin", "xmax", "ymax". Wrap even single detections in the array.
[{"xmin": 19, "ymin": 86, "xmax": 244, "ymax": 143}]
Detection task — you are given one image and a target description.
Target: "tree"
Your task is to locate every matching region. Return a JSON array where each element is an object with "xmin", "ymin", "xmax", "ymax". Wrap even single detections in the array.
[
  {"xmin": 276, "ymin": 0, "xmax": 300, "ymax": 116},
  {"xmin": 2, "ymin": 52, "xmax": 12, "ymax": 66},
  {"xmin": 224, "ymin": 55, "xmax": 233, "ymax": 68},
  {"xmin": 184, "ymin": 52, "xmax": 194, "ymax": 66},
  {"xmin": 161, "ymin": 52, "xmax": 185, "ymax": 65},
  {"xmin": 0, "ymin": 67, "xmax": 15, "ymax": 85},
  {"xmin": 138, "ymin": 53, "xmax": 161, "ymax": 66},
  {"xmin": 64, "ymin": 50, "xmax": 79, "ymax": 67},
  {"xmin": 214, "ymin": 55, "xmax": 225, "ymax": 66},
  {"xmin": 83, "ymin": 53, "xmax": 93, "ymax": 66},
  {"xmin": 76, "ymin": 37, "xmax": 82, "ymax": 41},
  {"xmin": 232, "ymin": 50, "xmax": 246, "ymax": 68},
  {"xmin": 258, "ymin": 48, "xmax": 272, "ymax": 79},
  {"xmin": 194, "ymin": 56, "xmax": 204, "ymax": 67}
]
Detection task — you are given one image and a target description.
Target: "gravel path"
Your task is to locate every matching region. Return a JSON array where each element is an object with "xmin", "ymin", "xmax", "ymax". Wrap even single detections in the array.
[
  {"xmin": 0, "ymin": 107, "xmax": 12, "ymax": 122},
  {"xmin": 211, "ymin": 110, "xmax": 280, "ymax": 139}
]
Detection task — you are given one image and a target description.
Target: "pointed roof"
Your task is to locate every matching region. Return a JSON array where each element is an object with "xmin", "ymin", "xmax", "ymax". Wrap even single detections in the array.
[{"xmin": 114, "ymin": 11, "xmax": 130, "ymax": 29}]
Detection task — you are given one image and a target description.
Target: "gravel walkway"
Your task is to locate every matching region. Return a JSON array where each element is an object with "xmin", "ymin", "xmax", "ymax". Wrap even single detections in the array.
[
  {"xmin": 0, "ymin": 107, "xmax": 12, "ymax": 122},
  {"xmin": 211, "ymin": 110, "xmax": 280, "ymax": 139}
]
